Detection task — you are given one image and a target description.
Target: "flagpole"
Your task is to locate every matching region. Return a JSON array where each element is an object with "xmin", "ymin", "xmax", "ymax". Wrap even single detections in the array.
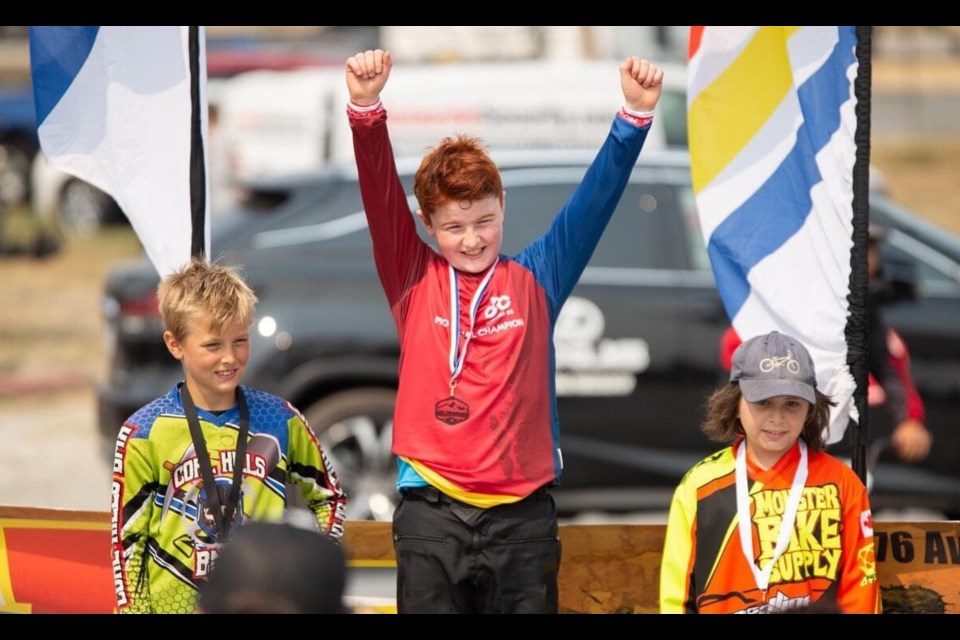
[
  {"xmin": 848, "ymin": 26, "xmax": 873, "ymax": 483},
  {"xmin": 188, "ymin": 25, "xmax": 207, "ymax": 260}
]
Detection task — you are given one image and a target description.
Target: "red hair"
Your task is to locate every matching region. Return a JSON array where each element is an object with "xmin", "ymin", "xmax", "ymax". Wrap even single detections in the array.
[{"xmin": 414, "ymin": 134, "xmax": 503, "ymax": 222}]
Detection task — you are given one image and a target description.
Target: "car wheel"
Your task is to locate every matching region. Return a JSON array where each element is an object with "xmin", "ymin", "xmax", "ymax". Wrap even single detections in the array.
[
  {"xmin": 58, "ymin": 178, "xmax": 118, "ymax": 237},
  {"xmin": 303, "ymin": 388, "xmax": 397, "ymax": 522}
]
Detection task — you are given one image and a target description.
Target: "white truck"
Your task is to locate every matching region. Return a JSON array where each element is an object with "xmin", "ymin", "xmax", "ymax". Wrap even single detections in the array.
[
  {"xmin": 31, "ymin": 60, "xmax": 688, "ymax": 233},
  {"xmin": 216, "ymin": 59, "xmax": 689, "ymax": 182}
]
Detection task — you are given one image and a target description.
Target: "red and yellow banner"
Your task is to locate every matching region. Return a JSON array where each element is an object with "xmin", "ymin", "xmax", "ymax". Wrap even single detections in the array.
[
  {"xmin": 0, "ymin": 506, "xmax": 114, "ymax": 613},
  {"xmin": 2, "ymin": 506, "xmax": 959, "ymax": 613}
]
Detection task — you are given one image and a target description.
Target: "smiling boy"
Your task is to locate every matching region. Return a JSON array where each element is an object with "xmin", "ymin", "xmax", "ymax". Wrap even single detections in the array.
[
  {"xmin": 346, "ymin": 49, "xmax": 662, "ymax": 613},
  {"xmin": 110, "ymin": 258, "xmax": 346, "ymax": 613}
]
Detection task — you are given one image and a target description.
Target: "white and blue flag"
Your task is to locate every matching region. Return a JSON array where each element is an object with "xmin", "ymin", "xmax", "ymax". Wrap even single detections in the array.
[
  {"xmin": 688, "ymin": 26, "xmax": 861, "ymax": 443},
  {"xmin": 29, "ymin": 26, "xmax": 209, "ymax": 277}
]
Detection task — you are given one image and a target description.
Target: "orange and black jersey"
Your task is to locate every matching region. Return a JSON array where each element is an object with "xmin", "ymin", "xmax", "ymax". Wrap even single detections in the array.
[{"xmin": 660, "ymin": 440, "xmax": 881, "ymax": 614}]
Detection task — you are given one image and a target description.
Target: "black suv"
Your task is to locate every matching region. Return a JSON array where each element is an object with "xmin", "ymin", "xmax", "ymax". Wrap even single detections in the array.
[{"xmin": 98, "ymin": 149, "xmax": 960, "ymax": 520}]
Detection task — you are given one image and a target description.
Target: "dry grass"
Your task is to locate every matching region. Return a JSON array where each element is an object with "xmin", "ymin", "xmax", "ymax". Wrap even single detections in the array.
[
  {"xmin": 873, "ymin": 135, "xmax": 960, "ymax": 237},
  {"xmin": 0, "ymin": 222, "xmax": 143, "ymax": 387},
  {"xmin": 0, "ymin": 220, "xmax": 141, "ymax": 509}
]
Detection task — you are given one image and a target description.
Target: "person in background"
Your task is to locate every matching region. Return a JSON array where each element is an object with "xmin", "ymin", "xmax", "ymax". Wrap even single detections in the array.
[
  {"xmin": 866, "ymin": 225, "xmax": 932, "ymax": 463},
  {"xmin": 198, "ymin": 521, "xmax": 349, "ymax": 614},
  {"xmin": 660, "ymin": 331, "xmax": 880, "ymax": 614},
  {"xmin": 717, "ymin": 227, "xmax": 932, "ymax": 465},
  {"xmin": 111, "ymin": 258, "xmax": 347, "ymax": 613}
]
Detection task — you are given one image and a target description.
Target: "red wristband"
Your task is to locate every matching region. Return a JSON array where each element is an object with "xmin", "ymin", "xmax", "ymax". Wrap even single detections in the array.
[
  {"xmin": 617, "ymin": 106, "xmax": 653, "ymax": 129},
  {"xmin": 347, "ymin": 101, "xmax": 384, "ymax": 119}
]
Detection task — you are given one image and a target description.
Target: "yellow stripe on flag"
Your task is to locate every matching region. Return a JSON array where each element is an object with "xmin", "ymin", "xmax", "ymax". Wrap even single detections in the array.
[{"xmin": 689, "ymin": 26, "xmax": 802, "ymax": 193}]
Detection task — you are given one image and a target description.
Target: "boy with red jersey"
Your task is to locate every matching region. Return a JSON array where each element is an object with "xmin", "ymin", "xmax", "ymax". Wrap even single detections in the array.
[{"xmin": 345, "ymin": 49, "xmax": 663, "ymax": 613}]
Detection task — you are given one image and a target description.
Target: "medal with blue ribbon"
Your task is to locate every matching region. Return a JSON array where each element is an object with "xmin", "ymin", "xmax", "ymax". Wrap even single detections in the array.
[{"xmin": 435, "ymin": 258, "xmax": 498, "ymax": 425}]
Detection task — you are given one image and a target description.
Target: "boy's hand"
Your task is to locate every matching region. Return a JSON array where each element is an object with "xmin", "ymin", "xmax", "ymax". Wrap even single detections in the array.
[
  {"xmin": 345, "ymin": 49, "xmax": 393, "ymax": 107},
  {"xmin": 620, "ymin": 57, "xmax": 663, "ymax": 113}
]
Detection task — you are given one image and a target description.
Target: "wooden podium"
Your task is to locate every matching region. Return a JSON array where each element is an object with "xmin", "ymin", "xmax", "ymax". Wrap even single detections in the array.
[{"xmin": 2, "ymin": 506, "xmax": 958, "ymax": 613}]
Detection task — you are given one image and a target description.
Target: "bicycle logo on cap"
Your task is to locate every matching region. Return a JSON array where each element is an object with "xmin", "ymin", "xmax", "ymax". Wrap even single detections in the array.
[{"xmin": 759, "ymin": 350, "xmax": 801, "ymax": 374}]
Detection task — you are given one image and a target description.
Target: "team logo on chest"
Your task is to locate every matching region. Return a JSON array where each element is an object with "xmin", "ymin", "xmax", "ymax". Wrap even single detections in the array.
[{"xmin": 475, "ymin": 294, "xmax": 525, "ymax": 337}]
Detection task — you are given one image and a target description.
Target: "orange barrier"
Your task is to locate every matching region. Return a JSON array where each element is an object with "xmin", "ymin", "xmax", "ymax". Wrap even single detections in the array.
[
  {"xmin": 0, "ymin": 506, "xmax": 114, "ymax": 613},
  {"xmin": 1, "ymin": 506, "xmax": 958, "ymax": 613}
]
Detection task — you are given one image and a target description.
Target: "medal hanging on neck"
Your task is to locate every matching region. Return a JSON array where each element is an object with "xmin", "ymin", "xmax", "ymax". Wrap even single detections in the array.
[
  {"xmin": 735, "ymin": 439, "xmax": 808, "ymax": 603},
  {"xmin": 181, "ymin": 384, "xmax": 250, "ymax": 543},
  {"xmin": 435, "ymin": 259, "xmax": 498, "ymax": 425}
]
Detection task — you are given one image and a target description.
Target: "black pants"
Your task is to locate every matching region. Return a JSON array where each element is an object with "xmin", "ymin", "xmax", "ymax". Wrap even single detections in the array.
[{"xmin": 393, "ymin": 485, "xmax": 561, "ymax": 614}]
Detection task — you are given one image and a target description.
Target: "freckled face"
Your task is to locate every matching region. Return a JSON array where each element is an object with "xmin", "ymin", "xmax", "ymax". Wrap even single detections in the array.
[{"xmin": 420, "ymin": 195, "xmax": 504, "ymax": 274}]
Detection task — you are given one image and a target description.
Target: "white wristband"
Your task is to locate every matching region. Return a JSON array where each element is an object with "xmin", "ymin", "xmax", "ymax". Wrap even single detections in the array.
[
  {"xmin": 347, "ymin": 100, "xmax": 382, "ymax": 113},
  {"xmin": 622, "ymin": 105, "xmax": 656, "ymax": 119}
]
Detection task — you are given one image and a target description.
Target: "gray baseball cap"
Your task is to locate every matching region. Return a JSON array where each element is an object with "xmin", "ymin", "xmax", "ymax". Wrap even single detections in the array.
[{"xmin": 730, "ymin": 331, "xmax": 817, "ymax": 404}]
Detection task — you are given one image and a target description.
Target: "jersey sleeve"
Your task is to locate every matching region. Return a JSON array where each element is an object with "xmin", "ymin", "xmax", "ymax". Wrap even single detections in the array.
[
  {"xmin": 287, "ymin": 411, "xmax": 348, "ymax": 542},
  {"xmin": 660, "ymin": 476, "xmax": 698, "ymax": 613},
  {"xmin": 111, "ymin": 429, "xmax": 156, "ymax": 613},
  {"xmin": 869, "ymin": 308, "xmax": 909, "ymax": 425},
  {"xmin": 835, "ymin": 470, "xmax": 882, "ymax": 613},
  {"xmin": 515, "ymin": 113, "xmax": 650, "ymax": 316},
  {"xmin": 886, "ymin": 328, "xmax": 926, "ymax": 422},
  {"xmin": 348, "ymin": 103, "xmax": 434, "ymax": 319}
]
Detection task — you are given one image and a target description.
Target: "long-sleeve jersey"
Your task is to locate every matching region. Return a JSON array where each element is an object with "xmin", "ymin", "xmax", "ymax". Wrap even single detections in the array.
[
  {"xmin": 349, "ymin": 104, "xmax": 650, "ymax": 507},
  {"xmin": 110, "ymin": 383, "xmax": 347, "ymax": 613},
  {"xmin": 660, "ymin": 440, "xmax": 881, "ymax": 614}
]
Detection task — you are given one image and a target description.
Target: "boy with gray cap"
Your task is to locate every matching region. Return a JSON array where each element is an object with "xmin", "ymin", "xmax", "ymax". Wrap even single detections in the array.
[{"xmin": 660, "ymin": 331, "xmax": 880, "ymax": 614}]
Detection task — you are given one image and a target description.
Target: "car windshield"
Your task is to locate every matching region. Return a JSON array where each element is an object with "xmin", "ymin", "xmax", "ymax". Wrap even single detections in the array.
[{"xmin": 872, "ymin": 195, "xmax": 960, "ymax": 296}]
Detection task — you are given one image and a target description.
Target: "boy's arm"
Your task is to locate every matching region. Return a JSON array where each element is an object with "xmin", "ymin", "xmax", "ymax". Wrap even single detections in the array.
[
  {"xmin": 517, "ymin": 58, "xmax": 663, "ymax": 311},
  {"xmin": 660, "ymin": 480, "xmax": 697, "ymax": 613},
  {"xmin": 886, "ymin": 328, "xmax": 932, "ymax": 462},
  {"xmin": 289, "ymin": 411, "xmax": 348, "ymax": 542},
  {"xmin": 869, "ymin": 313, "xmax": 932, "ymax": 461},
  {"xmin": 345, "ymin": 49, "xmax": 431, "ymax": 311},
  {"xmin": 111, "ymin": 429, "xmax": 155, "ymax": 613},
  {"xmin": 836, "ymin": 473, "xmax": 881, "ymax": 613}
]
